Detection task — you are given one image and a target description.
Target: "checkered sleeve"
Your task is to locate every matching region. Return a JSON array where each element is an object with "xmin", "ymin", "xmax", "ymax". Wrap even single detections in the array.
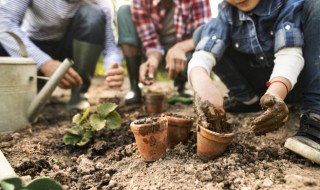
[{"xmin": 131, "ymin": 0, "xmax": 163, "ymax": 54}]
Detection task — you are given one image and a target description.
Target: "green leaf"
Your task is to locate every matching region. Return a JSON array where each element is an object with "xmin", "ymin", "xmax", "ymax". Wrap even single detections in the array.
[
  {"xmin": 90, "ymin": 114, "xmax": 106, "ymax": 131},
  {"xmin": 63, "ymin": 133, "xmax": 81, "ymax": 146},
  {"xmin": 0, "ymin": 177, "xmax": 23, "ymax": 190},
  {"xmin": 27, "ymin": 177, "xmax": 63, "ymax": 190},
  {"xmin": 67, "ymin": 125, "xmax": 83, "ymax": 136},
  {"xmin": 97, "ymin": 103, "xmax": 117, "ymax": 118},
  {"xmin": 105, "ymin": 111, "xmax": 122, "ymax": 129},
  {"xmin": 80, "ymin": 108, "xmax": 90, "ymax": 121},
  {"xmin": 72, "ymin": 113, "xmax": 82, "ymax": 125},
  {"xmin": 72, "ymin": 108, "xmax": 89, "ymax": 124},
  {"xmin": 76, "ymin": 130, "xmax": 93, "ymax": 146}
]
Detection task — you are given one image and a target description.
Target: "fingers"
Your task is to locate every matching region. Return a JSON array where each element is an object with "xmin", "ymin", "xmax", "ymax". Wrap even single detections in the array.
[
  {"xmin": 67, "ymin": 68, "xmax": 83, "ymax": 86},
  {"xmin": 252, "ymin": 120, "xmax": 286, "ymax": 135},
  {"xmin": 139, "ymin": 63, "xmax": 155, "ymax": 85},
  {"xmin": 260, "ymin": 94, "xmax": 276, "ymax": 108},
  {"xmin": 58, "ymin": 68, "xmax": 82, "ymax": 89},
  {"xmin": 167, "ymin": 59, "xmax": 186, "ymax": 80}
]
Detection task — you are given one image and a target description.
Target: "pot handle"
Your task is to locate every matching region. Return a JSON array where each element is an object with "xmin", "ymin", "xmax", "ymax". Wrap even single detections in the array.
[{"xmin": 0, "ymin": 31, "xmax": 28, "ymax": 57}]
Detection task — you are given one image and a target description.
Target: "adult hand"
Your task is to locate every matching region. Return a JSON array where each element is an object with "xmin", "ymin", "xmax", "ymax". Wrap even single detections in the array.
[
  {"xmin": 40, "ymin": 60, "xmax": 82, "ymax": 89},
  {"xmin": 139, "ymin": 56, "xmax": 159, "ymax": 85},
  {"xmin": 165, "ymin": 45, "xmax": 187, "ymax": 80},
  {"xmin": 251, "ymin": 94, "xmax": 289, "ymax": 135},
  {"xmin": 105, "ymin": 63, "xmax": 124, "ymax": 88}
]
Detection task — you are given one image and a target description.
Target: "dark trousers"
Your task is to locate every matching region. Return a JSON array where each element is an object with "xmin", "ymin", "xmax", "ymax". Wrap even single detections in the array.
[{"xmin": 0, "ymin": 2, "xmax": 106, "ymax": 92}]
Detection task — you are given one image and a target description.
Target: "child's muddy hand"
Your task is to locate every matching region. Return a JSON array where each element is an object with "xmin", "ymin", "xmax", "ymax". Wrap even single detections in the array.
[{"xmin": 251, "ymin": 94, "xmax": 289, "ymax": 135}]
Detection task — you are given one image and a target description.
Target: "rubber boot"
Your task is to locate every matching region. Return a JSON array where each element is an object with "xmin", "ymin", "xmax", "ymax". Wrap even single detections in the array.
[
  {"xmin": 125, "ymin": 56, "xmax": 142, "ymax": 105},
  {"xmin": 67, "ymin": 40, "xmax": 103, "ymax": 111},
  {"xmin": 174, "ymin": 72, "xmax": 192, "ymax": 98}
]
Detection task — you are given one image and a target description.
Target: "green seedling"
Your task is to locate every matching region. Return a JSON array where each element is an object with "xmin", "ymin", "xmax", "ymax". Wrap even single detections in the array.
[
  {"xmin": 1, "ymin": 177, "xmax": 62, "ymax": 190},
  {"xmin": 63, "ymin": 103, "xmax": 122, "ymax": 146}
]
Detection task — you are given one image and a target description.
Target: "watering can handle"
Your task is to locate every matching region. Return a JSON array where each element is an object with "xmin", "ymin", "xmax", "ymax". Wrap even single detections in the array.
[{"xmin": 0, "ymin": 31, "xmax": 28, "ymax": 57}]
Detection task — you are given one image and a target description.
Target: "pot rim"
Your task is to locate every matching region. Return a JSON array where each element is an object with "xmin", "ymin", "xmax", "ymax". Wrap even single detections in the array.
[
  {"xmin": 130, "ymin": 117, "xmax": 168, "ymax": 132},
  {"xmin": 198, "ymin": 125, "xmax": 237, "ymax": 143}
]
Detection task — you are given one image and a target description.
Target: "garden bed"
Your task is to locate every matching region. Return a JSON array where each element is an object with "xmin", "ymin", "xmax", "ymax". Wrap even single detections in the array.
[{"xmin": 0, "ymin": 77, "xmax": 319, "ymax": 190}]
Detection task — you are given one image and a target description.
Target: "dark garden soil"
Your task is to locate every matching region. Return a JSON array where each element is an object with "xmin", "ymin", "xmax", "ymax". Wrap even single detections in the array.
[{"xmin": 0, "ymin": 77, "xmax": 319, "ymax": 190}]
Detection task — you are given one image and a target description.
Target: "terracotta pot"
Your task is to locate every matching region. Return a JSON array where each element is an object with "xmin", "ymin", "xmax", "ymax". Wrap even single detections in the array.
[
  {"xmin": 197, "ymin": 125, "xmax": 236, "ymax": 162},
  {"xmin": 164, "ymin": 114, "xmax": 194, "ymax": 148},
  {"xmin": 145, "ymin": 92, "xmax": 166, "ymax": 114},
  {"xmin": 130, "ymin": 117, "xmax": 168, "ymax": 162}
]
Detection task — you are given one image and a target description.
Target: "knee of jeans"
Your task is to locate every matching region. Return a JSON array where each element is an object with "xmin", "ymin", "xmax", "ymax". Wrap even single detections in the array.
[{"xmin": 75, "ymin": 3, "xmax": 106, "ymax": 31}]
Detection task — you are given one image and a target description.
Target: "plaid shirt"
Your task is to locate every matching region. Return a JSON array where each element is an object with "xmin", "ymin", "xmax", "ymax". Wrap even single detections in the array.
[{"xmin": 131, "ymin": 0, "xmax": 211, "ymax": 54}]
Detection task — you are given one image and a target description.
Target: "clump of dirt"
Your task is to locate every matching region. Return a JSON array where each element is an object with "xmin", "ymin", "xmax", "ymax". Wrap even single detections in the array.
[{"xmin": 194, "ymin": 94, "xmax": 233, "ymax": 133}]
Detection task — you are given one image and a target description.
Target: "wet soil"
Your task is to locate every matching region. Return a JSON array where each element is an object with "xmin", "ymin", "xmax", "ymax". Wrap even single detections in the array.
[{"xmin": 0, "ymin": 77, "xmax": 319, "ymax": 190}]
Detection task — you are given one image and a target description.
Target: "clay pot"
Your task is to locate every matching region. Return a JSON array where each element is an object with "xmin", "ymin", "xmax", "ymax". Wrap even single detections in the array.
[
  {"xmin": 145, "ymin": 92, "xmax": 166, "ymax": 114},
  {"xmin": 164, "ymin": 114, "xmax": 194, "ymax": 148},
  {"xmin": 130, "ymin": 117, "xmax": 168, "ymax": 162},
  {"xmin": 197, "ymin": 125, "xmax": 236, "ymax": 162}
]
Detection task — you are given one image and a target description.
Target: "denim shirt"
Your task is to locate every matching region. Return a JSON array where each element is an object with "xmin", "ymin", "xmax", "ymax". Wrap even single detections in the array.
[{"xmin": 196, "ymin": 0, "xmax": 304, "ymax": 67}]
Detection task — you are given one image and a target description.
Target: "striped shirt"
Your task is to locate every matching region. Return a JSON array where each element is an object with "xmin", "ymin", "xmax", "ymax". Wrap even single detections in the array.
[
  {"xmin": 0, "ymin": 0, "xmax": 122, "ymax": 70},
  {"xmin": 131, "ymin": 0, "xmax": 211, "ymax": 54}
]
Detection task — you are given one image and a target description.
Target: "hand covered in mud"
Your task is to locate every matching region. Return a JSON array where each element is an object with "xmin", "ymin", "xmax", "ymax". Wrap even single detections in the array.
[
  {"xmin": 251, "ymin": 94, "xmax": 289, "ymax": 135},
  {"xmin": 194, "ymin": 94, "xmax": 230, "ymax": 133}
]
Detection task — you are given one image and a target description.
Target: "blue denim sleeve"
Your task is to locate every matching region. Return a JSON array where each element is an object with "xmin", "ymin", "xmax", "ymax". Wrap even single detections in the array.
[
  {"xmin": 195, "ymin": 4, "xmax": 230, "ymax": 61},
  {"xmin": 274, "ymin": 0, "xmax": 304, "ymax": 52}
]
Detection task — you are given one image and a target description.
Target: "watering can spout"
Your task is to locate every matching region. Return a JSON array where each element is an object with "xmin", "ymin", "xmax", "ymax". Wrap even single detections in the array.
[{"xmin": 27, "ymin": 58, "xmax": 73, "ymax": 122}]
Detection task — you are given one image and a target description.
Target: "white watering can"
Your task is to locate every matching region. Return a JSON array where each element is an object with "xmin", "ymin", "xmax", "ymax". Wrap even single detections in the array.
[{"xmin": 0, "ymin": 31, "xmax": 73, "ymax": 133}]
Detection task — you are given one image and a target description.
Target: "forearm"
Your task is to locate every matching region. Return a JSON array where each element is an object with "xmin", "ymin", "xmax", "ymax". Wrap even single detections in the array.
[
  {"xmin": 146, "ymin": 51, "xmax": 163, "ymax": 66},
  {"xmin": 174, "ymin": 39, "xmax": 195, "ymax": 53}
]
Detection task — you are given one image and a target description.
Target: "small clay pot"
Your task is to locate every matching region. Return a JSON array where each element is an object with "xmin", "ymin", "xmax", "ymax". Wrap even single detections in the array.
[
  {"xmin": 145, "ymin": 92, "xmax": 166, "ymax": 114},
  {"xmin": 197, "ymin": 125, "xmax": 236, "ymax": 162},
  {"xmin": 130, "ymin": 117, "xmax": 168, "ymax": 162},
  {"xmin": 164, "ymin": 113, "xmax": 194, "ymax": 148}
]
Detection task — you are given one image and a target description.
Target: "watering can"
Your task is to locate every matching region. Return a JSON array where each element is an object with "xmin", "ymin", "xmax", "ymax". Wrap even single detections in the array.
[{"xmin": 0, "ymin": 31, "xmax": 73, "ymax": 133}]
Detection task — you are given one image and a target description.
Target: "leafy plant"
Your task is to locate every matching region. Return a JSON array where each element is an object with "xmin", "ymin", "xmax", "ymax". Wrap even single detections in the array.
[
  {"xmin": 63, "ymin": 103, "xmax": 122, "ymax": 146},
  {"xmin": 1, "ymin": 177, "xmax": 62, "ymax": 190}
]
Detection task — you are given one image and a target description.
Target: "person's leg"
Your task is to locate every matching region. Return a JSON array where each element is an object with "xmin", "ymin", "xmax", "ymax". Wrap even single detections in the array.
[
  {"xmin": 117, "ymin": 4, "xmax": 143, "ymax": 105},
  {"xmin": 284, "ymin": 0, "xmax": 320, "ymax": 164},
  {"xmin": 61, "ymin": 2, "xmax": 106, "ymax": 110},
  {"xmin": 213, "ymin": 48, "xmax": 273, "ymax": 113}
]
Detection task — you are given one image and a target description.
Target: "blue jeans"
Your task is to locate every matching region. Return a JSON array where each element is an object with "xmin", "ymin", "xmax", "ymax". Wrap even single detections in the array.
[{"xmin": 193, "ymin": 0, "xmax": 320, "ymax": 113}]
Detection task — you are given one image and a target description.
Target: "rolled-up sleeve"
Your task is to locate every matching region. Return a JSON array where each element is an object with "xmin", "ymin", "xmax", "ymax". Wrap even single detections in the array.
[
  {"xmin": 195, "ymin": 4, "xmax": 230, "ymax": 61},
  {"xmin": 274, "ymin": 0, "xmax": 304, "ymax": 52}
]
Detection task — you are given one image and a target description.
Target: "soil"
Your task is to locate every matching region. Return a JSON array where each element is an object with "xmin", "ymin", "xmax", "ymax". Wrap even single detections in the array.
[{"xmin": 0, "ymin": 76, "xmax": 319, "ymax": 190}]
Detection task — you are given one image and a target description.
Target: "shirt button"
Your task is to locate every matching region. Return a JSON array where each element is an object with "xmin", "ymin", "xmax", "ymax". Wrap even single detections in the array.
[
  {"xmin": 270, "ymin": 31, "xmax": 274, "ymax": 36},
  {"xmin": 260, "ymin": 56, "xmax": 264, "ymax": 60},
  {"xmin": 285, "ymin": 25, "xmax": 291, "ymax": 30},
  {"xmin": 235, "ymin": 43, "xmax": 239, "ymax": 48},
  {"xmin": 211, "ymin": 35, "xmax": 217, "ymax": 40}
]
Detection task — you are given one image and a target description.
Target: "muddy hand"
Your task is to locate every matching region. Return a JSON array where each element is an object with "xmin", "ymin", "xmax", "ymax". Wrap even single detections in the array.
[{"xmin": 251, "ymin": 94, "xmax": 289, "ymax": 135}]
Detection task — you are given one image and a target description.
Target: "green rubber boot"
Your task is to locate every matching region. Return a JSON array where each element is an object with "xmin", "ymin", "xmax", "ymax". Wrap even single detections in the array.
[
  {"xmin": 124, "ymin": 56, "xmax": 143, "ymax": 105},
  {"xmin": 67, "ymin": 40, "xmax": 103, "ymax": 111}
]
